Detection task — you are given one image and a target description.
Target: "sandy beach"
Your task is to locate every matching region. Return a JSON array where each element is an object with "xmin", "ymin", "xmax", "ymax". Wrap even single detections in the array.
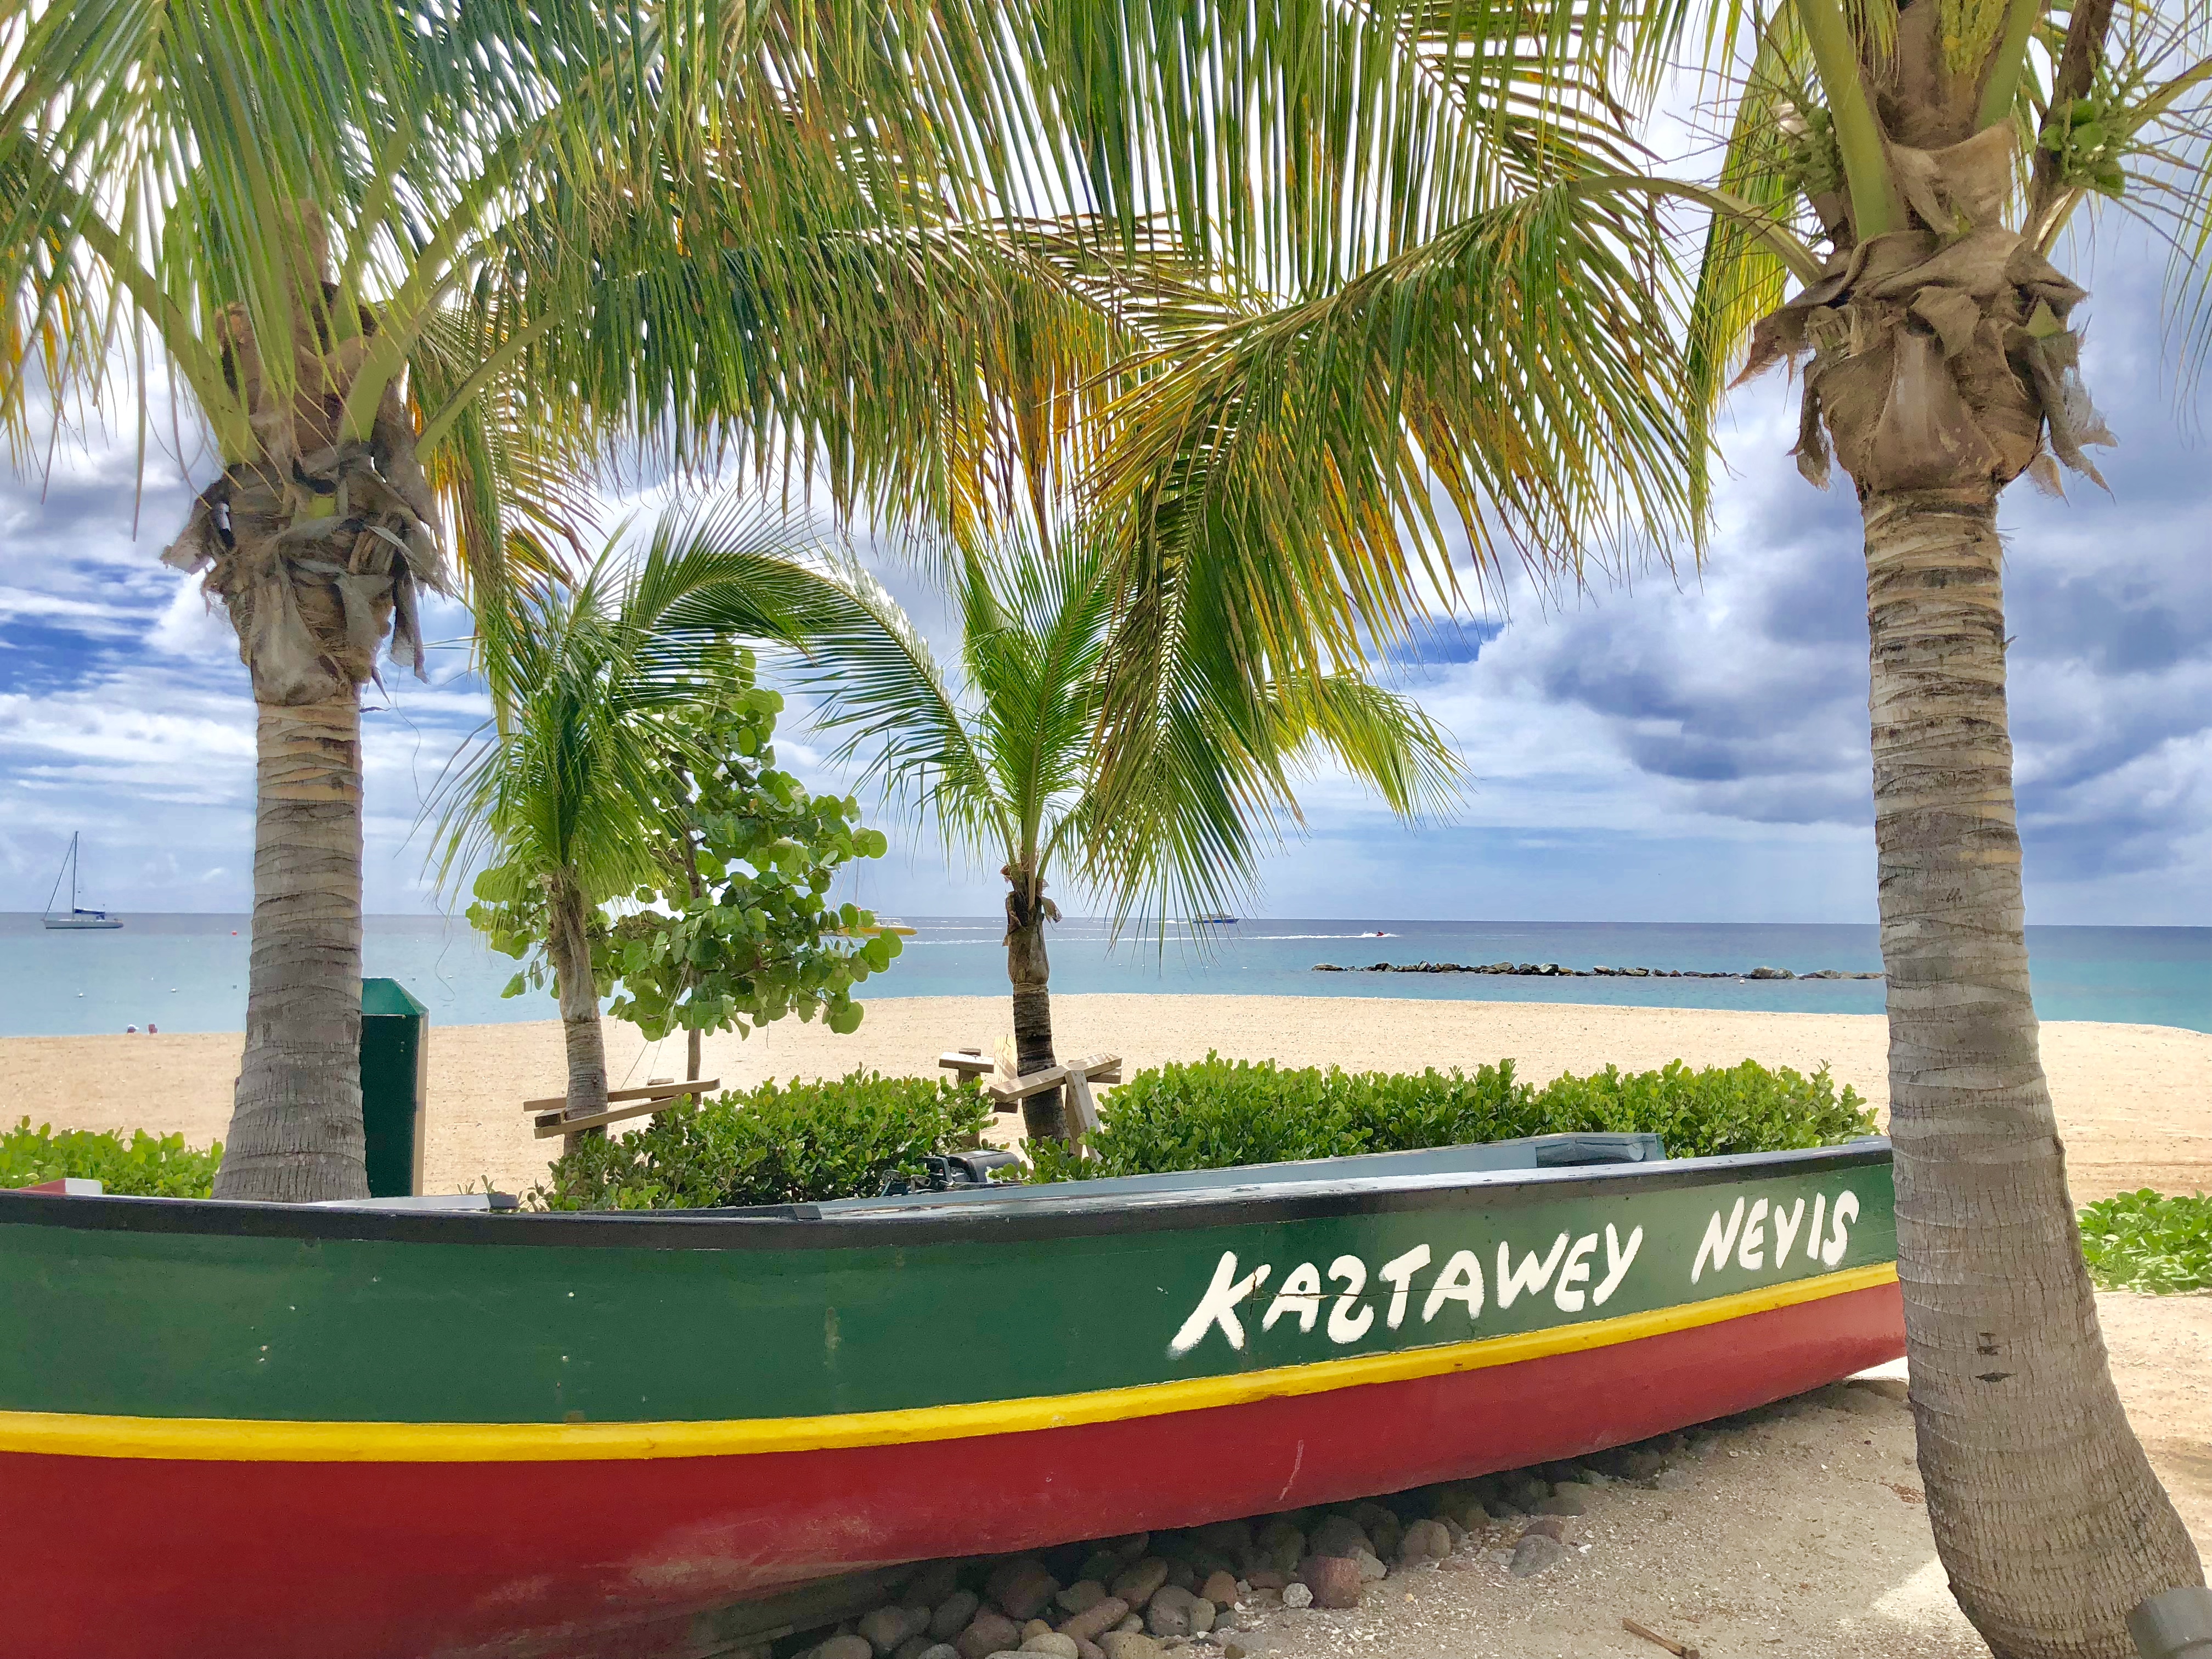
[
  {"xmin": 5, "ymin": 996, "xmax": 2205, "ymax": 1654},
  {"xmin": 7, "ymin": 994, "xmax": 2205, "ymax": 1204}
]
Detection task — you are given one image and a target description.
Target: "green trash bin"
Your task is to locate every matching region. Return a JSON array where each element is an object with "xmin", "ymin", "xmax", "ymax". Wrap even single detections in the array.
[{"xmin": 359, "ymin": 979, "xmax": 428, "ymax": 1198}]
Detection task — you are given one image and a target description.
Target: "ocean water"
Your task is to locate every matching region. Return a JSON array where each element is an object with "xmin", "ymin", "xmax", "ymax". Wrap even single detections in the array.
[{"xmin": 2, "ymin": 913, "xmax": 2205, "ymax": 1037}]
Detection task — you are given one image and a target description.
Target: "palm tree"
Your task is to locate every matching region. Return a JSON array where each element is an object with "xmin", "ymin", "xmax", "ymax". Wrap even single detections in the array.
[
  {"xmin": 438, "ymin": 501, "xmax": 886, "ymax": 1134},
  {"xmin": 1074, "ymin": 0, "xmax": 2209, "ymax": 1646},
  {"xmin": 0, "ymin": 0, "xmax": 1147, "ymax": 1201},
  {"xmin": 715, "ymin": 524, "xmax": 1462, "ymax": 1144}
]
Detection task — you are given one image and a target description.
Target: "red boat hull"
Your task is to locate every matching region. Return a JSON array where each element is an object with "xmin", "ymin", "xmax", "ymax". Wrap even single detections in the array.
[{"xmin": 5, "ymin": 1279, "xmax": 1902, "ymax": 1659}]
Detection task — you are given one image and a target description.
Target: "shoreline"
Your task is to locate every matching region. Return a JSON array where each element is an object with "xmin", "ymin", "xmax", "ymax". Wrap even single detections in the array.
[{"xmin": 4, "ymin": 995, "xmax": 2204, "ymax": 1204}]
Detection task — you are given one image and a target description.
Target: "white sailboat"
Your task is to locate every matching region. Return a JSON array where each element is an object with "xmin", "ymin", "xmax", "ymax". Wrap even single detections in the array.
[{"xmin": 42, "ymin": 833, "xmax": 123, "ymax": 930}]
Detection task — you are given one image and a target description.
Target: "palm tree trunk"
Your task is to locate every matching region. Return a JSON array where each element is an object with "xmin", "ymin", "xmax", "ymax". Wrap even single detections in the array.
[
  {"xmin": 1863, "ymin": 485, "xmax": 2201, "ymax": 1657},
  {"xmin": 547, "ymin": 873, "xmax": 610, "ymax": 1152},
  {"xmin": 212, "ymin": 697, "xmax": 370, "ymax": 1202},
  {"xmin": 1005, "ymin": 879, "xmax": 1065, "ymax": 1144},
  {"xmin": 680, "ymin": 815, "xmax": 706, "ymax": 1085}
]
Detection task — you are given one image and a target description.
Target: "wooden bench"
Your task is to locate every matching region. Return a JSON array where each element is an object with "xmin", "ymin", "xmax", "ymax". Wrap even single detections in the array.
[
  {"xmin": 524, "ymin": 1078, "xmax": 720, "ymax": 1141},
  {"xmin": 986, "ymin": 1054, "xmax": 1121, "ymax": 1139}
]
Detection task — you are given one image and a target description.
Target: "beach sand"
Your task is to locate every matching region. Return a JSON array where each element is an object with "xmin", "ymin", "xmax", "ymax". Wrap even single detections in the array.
[
  {"xmin": 4, "ymin": 995, "xmax": 2205, "ymax": 1655},
  {"xmin": 8, "ymin": 994, "xmax": 2205, "ymax": 1203}
]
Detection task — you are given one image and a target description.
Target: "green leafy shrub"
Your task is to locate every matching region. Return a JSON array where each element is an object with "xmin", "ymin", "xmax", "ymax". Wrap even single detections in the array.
[
  {"xmin": 1030, "ymin": 1054, "xmax": 1874, "ymax": 1181},
  {"xmin": 535, "ymin": 1071, "xmax": 990, "ymax": 1210},
  {"xmin": 0, "ymin": 1117, "xmax": 223, "ymax": 1198},
  {"xmin": 2079, "ymin": 1190, "xmax": 2212, "ymax": 1294}
]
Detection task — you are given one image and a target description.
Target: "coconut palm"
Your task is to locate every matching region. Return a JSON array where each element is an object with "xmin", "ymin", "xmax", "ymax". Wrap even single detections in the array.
[
  {"xmin": 0, "ymin": 0, "xmax": 1151, "ymax": 1201},
  {"xmin": 437, "ymin": 500, "xmax": 892, "ymax": 1132},
  {"xmin": 716, "ymin": 524, "xmax": 1462, "ymax": 1143},
  {"xmin": 1075, "ymin": 0, "xmax": 2209, "ymax": 1646}
]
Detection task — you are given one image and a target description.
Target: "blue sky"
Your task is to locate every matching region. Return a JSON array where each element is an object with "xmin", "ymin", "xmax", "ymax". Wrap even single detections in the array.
[{"xmin": 2, "ymin": 225, "xmax": 2205, "ymax": 926}]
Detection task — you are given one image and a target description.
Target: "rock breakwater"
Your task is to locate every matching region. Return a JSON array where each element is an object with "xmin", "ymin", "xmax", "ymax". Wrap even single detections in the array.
[{"xmin": 1312, "ymin": 962, "xmax": 1882, "ymax": 980}]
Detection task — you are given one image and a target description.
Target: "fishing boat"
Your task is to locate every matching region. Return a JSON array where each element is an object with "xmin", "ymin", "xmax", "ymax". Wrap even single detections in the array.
[
  {"xmin": 0, "ymin": 1132, "xmax": 1902, "ymax": 1659},
  {"xmin": 40, "ymin": 831, "xmax": 123, "ymax": 929}
]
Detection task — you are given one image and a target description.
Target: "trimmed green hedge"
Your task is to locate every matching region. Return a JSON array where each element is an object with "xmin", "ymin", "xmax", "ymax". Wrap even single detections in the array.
[
  {"xmin": 534, "ymin": 1071, "xmax": 991, "ymax": 1210},
  {"xmin": 1028, "ymin": 1054, "xmax": 1876, "ymax": 1181},
  {"xmin": 1, "ymin": 1116, "xmax": 223, "ymax": 1198},
  {"xmin": 2079, "ymin": 1189, "xmax": 2211, "ymax": 1294}
]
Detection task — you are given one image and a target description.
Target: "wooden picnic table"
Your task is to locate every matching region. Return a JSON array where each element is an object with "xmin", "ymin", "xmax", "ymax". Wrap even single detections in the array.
[
  {"xmin": 524, "ymin": 1078, "xmax": 719, "ymax": 1141},
  {"xmin": 938, "ymin": 1051, "xmax": 1121, "ymax": 1138}
]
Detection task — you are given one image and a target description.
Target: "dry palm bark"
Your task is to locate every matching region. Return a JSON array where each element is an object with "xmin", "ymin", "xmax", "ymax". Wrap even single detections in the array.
[
  {"xmin": 164, "ymin": 216, "xmax": 449, "ymax": 1204},
  {"xmin": 1004, "ymin": 862, "xmax": 1067, "ymax": 1142},
  {"xmin": 1734, "ymin": 4, "xmax": 2203, "ymax": 1646}
]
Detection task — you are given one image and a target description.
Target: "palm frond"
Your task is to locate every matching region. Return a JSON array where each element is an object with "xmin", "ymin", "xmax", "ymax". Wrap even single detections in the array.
[
  {"xmin": 1685, "ymin": 10, "xmax": 1824, "ymax": 518},
  {"xmin": 1268, "ymin": 673, "xmax": 1466, "ymax": 821},
  {"xmin": 1096, "ymin": 179, "xmax": 1691, "ymax": 716},
  {"xmin": 434, "ymin": 498, "xmax": 837, "ymax": 907}
]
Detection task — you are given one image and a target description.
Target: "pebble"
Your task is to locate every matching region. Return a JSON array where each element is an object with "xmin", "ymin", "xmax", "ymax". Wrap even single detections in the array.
[
  {"xmin": 1199, "ymin": 1572, "xmax": 1242, "ymax": 1607},
  {"xmin": 1098, "ymin": 1633, "xmax": 1162, "ymax": 1659},
  {"xmin": 913, "ymin": 1647, "xmax": 960, "ymax": 1659},
  {"xmin": 1195, "ymin": 1520, "xmax": 1253, "ymax": 1558},
  {"xmin": 1501, "ymin": 1474, "xmax": 1550, "ymax": 1509},
  {"xmin": 1652, "ymin": 1466, "xmax": 1697, "ymax": 1491},
  {"xmin": 1397, "ymin": 1519, "xmax": 1452, "ymax": 1564},
  {"xmin": 1023, "ymin": 1621, "xmax": 1054, "ymax": 1640},
  {"xmin": 1077, "ymin": 1553, "xmax": 1124, "ymax": 1587},
  {"xmin": 907, "ymin": 1564, "xmax": 962, "ymax": 1607},
  {"xmin": 1254, "ymin": 1521, "xmax": 1305, "ymax": 1572},
  {"xmin": 932, "ymin": 1593, "xmax": 980, "ymax": 1638},
  {"xmin": 1279, "ymin": 1584, "xmax": 1313, "ymax": 1611},
  {"xmin": 1536, "ymin": 1487, "xmax": 1587, "ymax": 1516},
  {"xmin": 817, "ymin": 1638, "xmax": 874, "ymax": 1659},
  {"xmin": 1508, "ymin": 1533, "xmax": 1569, "ymax": 1578},
  {"xmin": 1520, "ymin": 1515, "xmax": 1573, "ymax": 1544},
  {"xmin": 1306, "ymin": 1515, "xmax": 1369, "ymax": 1560},
  {"xmin": 1110, "ymin": 1559, "xmax": 1171, "ymax": 1611},
  {"xmin": 894, "ymin": 1638, "xmax": 935, "ymax": 1659},
  {"xmin": 1058, "ymin": 1598, "xmax": 1131, "ymax": 1644},
  {"xmin": 1243, "ymin": 1568, "xmax": 1289, "ymax": 1592},
  {"xmin": 1351, "ymin": 1549, "xmax": 1388, "ymax": 1583},
  {"xmin": 1349, "ymin": 1502, "xmax": 1401, "ymax": 1561},
  {"xmin": 1146, "ymin": 1586, "xmax": 1200, "ymax": 1638},
  {"xmin": 1296, "ymin": 1556, "xmax": 1363, "ymax": 1611},
  {"xmin": 859, "ymin": 1607, "xmax": 929, "ymax": 1652},
  {"xmin": 1057, "ymin": 1581, "xmax": 1109, "ymax": 1616},
  {"xmin": 957, "ymin": 1612, "xmax": 1023, "ymax": 1659},
  {"xmin": 988, "ymin": 1561, "xmax": 1060, "ymax": 1623},
  {"xmin": 1021, "ymin": 1635, "xmax": 1079, "ymax": 1658}
]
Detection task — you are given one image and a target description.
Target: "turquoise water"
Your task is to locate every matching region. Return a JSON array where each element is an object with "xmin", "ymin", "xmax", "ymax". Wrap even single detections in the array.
[{"xmin": 3, "ymin": 914, "xmax": 2204, "ymax": 1036}]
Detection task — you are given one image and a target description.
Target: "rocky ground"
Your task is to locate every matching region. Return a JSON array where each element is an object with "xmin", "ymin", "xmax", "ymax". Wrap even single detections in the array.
[
  {"xmin": 756, "ymin": 1306, "xmax": 2209, "ymax": 1659},
  {"xmin": 758, "ymin": 1375, "xmax": 2005, "ymax": 1659}
]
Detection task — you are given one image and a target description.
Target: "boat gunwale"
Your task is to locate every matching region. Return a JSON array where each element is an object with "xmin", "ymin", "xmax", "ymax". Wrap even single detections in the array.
[{"xmin": 0, "ymin": 1138, "xmax": 1892, "ymax": 1251}]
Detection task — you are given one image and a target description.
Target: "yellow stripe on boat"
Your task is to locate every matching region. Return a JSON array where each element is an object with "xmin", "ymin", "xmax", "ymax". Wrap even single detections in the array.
[{"xmin": 0, "ymin": 1263, "xmax": 1895, "ymax": 1464}]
